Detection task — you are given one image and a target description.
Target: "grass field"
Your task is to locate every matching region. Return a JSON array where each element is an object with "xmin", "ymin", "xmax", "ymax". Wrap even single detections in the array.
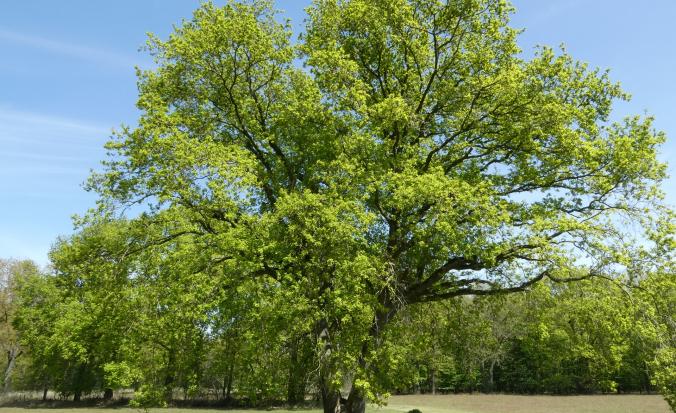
[
  {"xmin": 378, "ymin": 394, "xmax": 671, "ymax": 413},
  {"xmin": 0, "ymin": 394, "xmax": 670, "ymax": 413}
]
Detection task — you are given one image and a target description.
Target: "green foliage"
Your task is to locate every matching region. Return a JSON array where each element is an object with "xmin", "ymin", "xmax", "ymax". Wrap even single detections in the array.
[
  {"xmin": 634, "ymin": 270, "xmax": 676, "ymax": 411},
  {"xmin": 103, "ymin": 362, "xmax": 141, "ymax": 389},
  {"xmin": 0, "ymin": 259, "xmax": 39, "ymax": 392},
  {"xmin": 652, "ymin": 347, "xmax": 676, "ymax": 411},
  {"xmin": 495, "ymin": 282, "xmax": 623, "ymax": 393},
  {"xmin": 9, "ymin": 0, "xmax": 674, "ymax": 410},
  {"xmin": 381, "ymin": 275, "xmax": 674, "ymax": 398},
  {"xmin": 129, "ymin": 384, "xmax": 168, "ymax": 408}
]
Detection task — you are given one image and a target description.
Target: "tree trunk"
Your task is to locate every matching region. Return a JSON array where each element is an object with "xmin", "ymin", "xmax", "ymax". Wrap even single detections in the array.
[
  {"xmin": 164, "ymin": 351, "xmax": 176, "ymax": 403},
  {"xmin": 42, "ymin": 387, "xmax": 48, "ymax": 401},
  {"xmin": 288, "ymin": 336, "xmax": 311, "ymax": 405},
  {"xmin": 224, "ymin": 358, "xmax": 234, "ymax": 401},
  {"xmin": 226, "ymin": 366, "xmax": 232, "ymax": 400},
  {"xmin": 488, "ymin": 360, "xmax": 496, "ymax": 392},
  {"xmin": 343, "ymin": 308, "xmax": 395, "ymax": 413},
  {"xmin": 103, "ymin": 388, "xmax": 113, "ymax": 400},
  {"xmin": 164, "ymin": 373, "xmax": 174, "ymax": 403},
  {"xmin": 414, "ymin": 362, "xmax": 421, "ymax": 394},
  {"xmin": 222, "ymin": 374, "xmax": 226, "ymax": 400},
  {"xmin": 345, "ymin": 384, "xmax": 366, "ymax": 413},
  {"xmin": 320, "ymin": 376, "xmax": 341, "ymax": 413},
  {"xmin": 287, "ymin": 339, "xmax": 301, "ymax": 405},
  {"xmin": 317, "ymin": 304, "xmax": 396, "ymax": 413},
  {"xmin": 73, "ymin": 390, "xmax": 81, "ymax": 402},
  {"xmin": 317, "ymin": 318, "xmax": 341, "ymax": 413},
  {"xmin": 430, "ymin": 368, "xmax": 436, "ymax": 395},
  {"xmin": 3, "ymin": 348, "xmax": 21, "ymax": 393}
]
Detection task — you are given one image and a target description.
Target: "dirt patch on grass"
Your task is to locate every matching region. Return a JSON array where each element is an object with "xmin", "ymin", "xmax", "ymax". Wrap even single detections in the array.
[{"xmin": 378, "ymin": 394, "xmax": 670, "ymax": 413}]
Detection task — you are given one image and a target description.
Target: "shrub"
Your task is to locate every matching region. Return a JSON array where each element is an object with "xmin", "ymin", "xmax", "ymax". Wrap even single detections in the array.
[{"xmin": 129, "ymin": 384, "xmax": 167, "ymax": 408}]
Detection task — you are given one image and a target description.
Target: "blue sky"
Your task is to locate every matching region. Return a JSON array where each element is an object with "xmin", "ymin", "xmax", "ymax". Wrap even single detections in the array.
[{"xmin": 1, "ymin": 1, "xmax": 674, "ymax": 266}]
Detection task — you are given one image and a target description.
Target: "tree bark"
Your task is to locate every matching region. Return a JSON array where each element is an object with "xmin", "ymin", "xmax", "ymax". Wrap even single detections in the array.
[
  {"xmin": 287, "ymin": 338, "xmax": 301, "ymax": 405},
  {"xmin": 320, "ymin": 376, "xmax": 341, "ymax": 413},
  {"xmin": 317, "ymin": 318, "xmax": 342, "ymax": 413},
  {"xmin": 317, "ymin": 304, "xmax": 396, "ymax": 413},
  {"xmin": 345, "ymin": 383, "xmax": 366, "ymax": 413},
  {"xmin": 73, "ymin": 390, "xmax": 81, "ymax": 402},
  {"xmin": 164, "ymin": 351, "xmax": 176, "ymax": 403},
  {"xmin": 2, "ymin": 347, "xmax": 21, "ymax": 393},
  {"xmin": 224, "ymin": 356, "xmax": 234, "ymax": 401},
  {"xmin": 431, "ymin": 368, "xmax": 436, "ymax": 395},
  {"xmin": 488, "ymin": 360, "xmax": 496, "ymax": 392},
  {"xmin": 42, "ymin": 387, "xmax": 48, "ymax": 401},
  {"xmin": 103, "ymin": 388, "xmax": 113, "ymax": 400},
  {"xmin": 343, "ymin": 308, "xmax": 396, "ymax": 413},
  {"xmin": 164, "ymin": 373, "xmax": 174, "ymax": 403}
]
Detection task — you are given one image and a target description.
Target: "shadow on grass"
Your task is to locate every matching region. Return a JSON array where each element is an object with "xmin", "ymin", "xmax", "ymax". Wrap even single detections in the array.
[
  {"xmin": 0, "ymin": 398, "xmax": 131, "ymax": 409},
  {"xmin": 0, "ymin": 398, "xmax": 322, "ymax": 411}
]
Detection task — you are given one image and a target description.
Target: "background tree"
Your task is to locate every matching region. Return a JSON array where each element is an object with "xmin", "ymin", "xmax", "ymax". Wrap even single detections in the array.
[
  {"xmin": 13, "ymin": 224, "xmax": 137, "ymax": 401},
  {"xmin": 0, "ymin": 259, "xmax": 39, "ymax": 393},
  {"xmin": 633, "ymin": 269, "xmax": 675, "ymax": 409}
]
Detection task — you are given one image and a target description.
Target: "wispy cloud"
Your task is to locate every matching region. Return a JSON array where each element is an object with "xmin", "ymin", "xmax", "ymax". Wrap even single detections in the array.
[
  {"xmin": 0, "ymin": 106, "xmax": 111, "ymax": 136},
  {"xmin": 0, "ymin": 107, "xmax": 109, "ymax": 178},
  {"xmin": 0, "ymin": 165, "xmax": 87, "ymax": 176},
  {"xmin": 0, "ymin": 28, "xmax": 146, "ymax": 69},
  {"xmin": 0, "ymin": 150, "xmax": 89, "ymax": 163}
]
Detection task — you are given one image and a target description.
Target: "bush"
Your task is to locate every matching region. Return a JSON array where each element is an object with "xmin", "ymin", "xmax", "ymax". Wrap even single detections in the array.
[
  {"xmin": 129, "ymin": 384, "xmax": 168, "ymax": 408},
  {"xmin": 652, "ymin": 348, "xmax": 676, "ymax": 412}
]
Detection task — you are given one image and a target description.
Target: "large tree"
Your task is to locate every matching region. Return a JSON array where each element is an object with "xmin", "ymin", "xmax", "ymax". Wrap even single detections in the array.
[
  {"xmin": 0, "ymin": 259, "xmax": 39, "ymax": 393},
  {"xmin": 87, "ymin": 1, "xmax": 670, "ymax": 412}
]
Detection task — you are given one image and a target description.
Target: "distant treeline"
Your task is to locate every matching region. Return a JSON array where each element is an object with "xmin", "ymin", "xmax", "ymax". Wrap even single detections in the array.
[{"xmin": 0, "ymin": 257, "xmax": 673, "ymax": 407}]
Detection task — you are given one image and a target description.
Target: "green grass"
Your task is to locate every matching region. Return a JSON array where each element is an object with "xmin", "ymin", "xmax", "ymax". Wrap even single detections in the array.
[{"xmin": 0, "ymin": 394, "xmax": 670, "ymax": 413}]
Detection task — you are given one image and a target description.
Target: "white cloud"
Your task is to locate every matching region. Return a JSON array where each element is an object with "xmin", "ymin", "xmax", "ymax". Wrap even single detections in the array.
[
  {"xmin": 0, "ymin": 106, "xmax": 111, "ymax": 137},
  {"xmin": 0, "ymin": 150, "xmax": 89, "ymax": 163},
  {"xmin": 0, "ymin": 28, "xmax": 145, "ymax": 69},
  {"xmin": 0, "ymin": 165, "xmax": 87, "ymax": 176},
  {"xmin": 0, "ymin": 106, "xmax": 108, "ymax": 181}
]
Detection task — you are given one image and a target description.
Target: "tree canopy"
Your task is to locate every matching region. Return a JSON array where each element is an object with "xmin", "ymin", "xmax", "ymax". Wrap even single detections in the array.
[{"xmin": 22, "ymin": 0, "xmax": 674, "ymax": 412}]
